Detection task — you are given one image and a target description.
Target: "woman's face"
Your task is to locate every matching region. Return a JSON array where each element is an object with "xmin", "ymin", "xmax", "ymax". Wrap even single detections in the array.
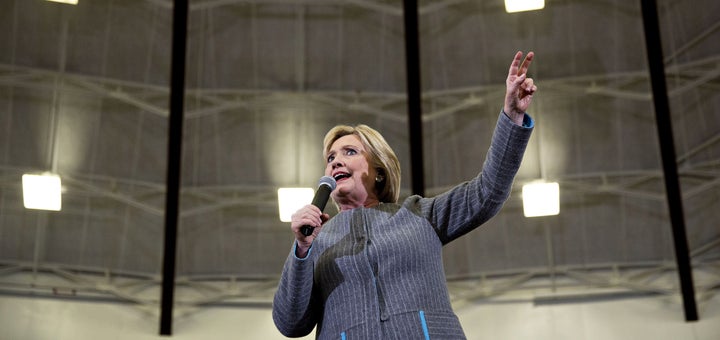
[{"xmin": 325, "ymin": 134, "xmax": 378, "ymax": 208}]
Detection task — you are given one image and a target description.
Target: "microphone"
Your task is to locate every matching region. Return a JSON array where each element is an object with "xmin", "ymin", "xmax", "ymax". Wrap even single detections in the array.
[{"xmin": 300, "ymin": 176, "xmax": 337, "ymax": 237}]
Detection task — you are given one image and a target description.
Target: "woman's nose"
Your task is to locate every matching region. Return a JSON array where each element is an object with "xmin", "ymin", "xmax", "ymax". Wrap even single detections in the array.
[{"xmin": 331, "ymin": 158, "xmax": 343, "ymax": 169}]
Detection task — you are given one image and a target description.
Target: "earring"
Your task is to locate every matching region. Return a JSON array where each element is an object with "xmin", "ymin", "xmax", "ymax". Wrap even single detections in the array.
[{"xmin": 375, "ymin": 174, "xmax": 384, "ymax": 182}]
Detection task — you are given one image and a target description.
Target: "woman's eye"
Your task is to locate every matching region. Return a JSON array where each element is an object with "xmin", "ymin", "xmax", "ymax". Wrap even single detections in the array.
[
  {"xmin": 346, "ymin": 149, "xmax": 357, "ymax": 156},
  {"xmin": 327, "ymin": 155, "xmax": 335, "ymax": 163}
]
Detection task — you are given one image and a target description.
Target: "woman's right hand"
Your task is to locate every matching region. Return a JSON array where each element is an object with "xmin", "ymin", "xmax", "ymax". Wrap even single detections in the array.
[
  {"xmin": 290, "ymin": 204, "xmax": 330, "ymax": 257},
  {"xmin": 504, "ymin": 51, "xmax": 536, "ymax": 125}
]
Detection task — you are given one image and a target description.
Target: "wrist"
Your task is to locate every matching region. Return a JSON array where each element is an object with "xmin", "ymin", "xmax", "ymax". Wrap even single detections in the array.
[
  {"xmin": 502, "ymin": 107, "xmax": 524, "ymax": 125},
  {"xmin": 295, "ymin": 241, "xmax": 312, "ymax": 258}
]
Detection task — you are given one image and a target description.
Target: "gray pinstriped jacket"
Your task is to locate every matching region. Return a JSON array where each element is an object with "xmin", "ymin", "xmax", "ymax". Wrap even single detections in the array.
[{"xmin": 273, "ymin": 112, "xmax": 533, "ymax": 339}]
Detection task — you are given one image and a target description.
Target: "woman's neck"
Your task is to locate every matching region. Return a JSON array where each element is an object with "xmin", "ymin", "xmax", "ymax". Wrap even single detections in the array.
[{"xmin": 337, "ymin": 197, "xmax": 380, "ymax": 211}]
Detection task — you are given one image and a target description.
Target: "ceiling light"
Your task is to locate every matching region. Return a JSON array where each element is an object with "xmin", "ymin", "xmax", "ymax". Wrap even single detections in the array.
[
  {"xmin": 22, "ymin": 173, "xmax": 62, "ymax": 211},
  {"xmin": 505, "ymin": 0, "xmax": 545, "ymax": 13},
  {"xmin": 47, "ymin": 0, "xmax": 79, "ymax": 4},
  {"xmin": 277, "ymin": 188, "xmax": 314, "ymax": 222},
  {"xmin": 522, "ymin": 181, "xmax": 559, "ymax": 217}
]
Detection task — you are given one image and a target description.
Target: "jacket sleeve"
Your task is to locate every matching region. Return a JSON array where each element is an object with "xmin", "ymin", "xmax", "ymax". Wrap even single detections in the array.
[
  {"xmin": 423, "ymin": 112, "xmax": 533, "ymax": 244},
  {"xmin": 272, "ymin": 242, "xmax": 319, "ymax": 337}
]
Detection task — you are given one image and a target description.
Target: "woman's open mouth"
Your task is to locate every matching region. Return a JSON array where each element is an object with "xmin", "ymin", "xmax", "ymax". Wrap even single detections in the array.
[{"xmin": 333, "ymin": 172, "xmax": 351, "ymax": 182}]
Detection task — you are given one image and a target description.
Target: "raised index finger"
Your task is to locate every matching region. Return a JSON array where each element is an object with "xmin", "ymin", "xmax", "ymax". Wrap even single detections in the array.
[
  {"xmin": 508, "ymin": 51, "xmax": 524, "ymax": 77},
  {"xmin": 517, "ymin": 51, "xmax": 534, "ymax": 76}
]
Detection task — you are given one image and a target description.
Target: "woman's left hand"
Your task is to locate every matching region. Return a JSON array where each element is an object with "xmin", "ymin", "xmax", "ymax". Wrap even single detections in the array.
[{"xmin": 504, "ymin": 51, "xmax": 537, "ymax": 125}]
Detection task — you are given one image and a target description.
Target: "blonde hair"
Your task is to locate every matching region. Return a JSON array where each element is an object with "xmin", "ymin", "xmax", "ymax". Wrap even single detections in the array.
[{"xmin": 323, "ymin": 124, "xmax": 401, "ymax": 203}]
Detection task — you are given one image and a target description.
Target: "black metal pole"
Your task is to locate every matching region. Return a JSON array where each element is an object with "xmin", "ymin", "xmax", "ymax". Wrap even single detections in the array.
[
  {"xmin": 160, "ymin": 0, "xmax": 188, "ymax": 335},
  {"xmin": 640, "ymin": 0, "xmax": 698, "ymax": 322},
  {"xmin": 402, "ymin": 0, "xmax": 425, "ymax": 197}
]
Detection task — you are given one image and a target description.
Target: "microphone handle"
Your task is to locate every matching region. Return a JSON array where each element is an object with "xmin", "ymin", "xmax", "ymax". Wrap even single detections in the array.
[
  {"xmin": 299, "ymin": 225, "xmax": 315, "ymax": 237},
  {"xmin": 300, "ymin": 184, "xmax": 332, "ymax": 236}
]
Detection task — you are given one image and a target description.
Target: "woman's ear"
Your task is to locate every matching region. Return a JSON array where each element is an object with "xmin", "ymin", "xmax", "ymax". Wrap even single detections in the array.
[{"xmin": 375, "ymin": 168, "xmax": 385, "ymax": 183}]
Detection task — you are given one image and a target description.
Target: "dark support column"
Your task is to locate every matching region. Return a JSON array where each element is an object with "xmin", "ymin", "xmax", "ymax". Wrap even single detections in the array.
[
  {"xmin": 160, "ymin": 0, "xmax": 189, "ymax": 335},
  {"xmin": 640, "ymin": 0, "xmax": 698, "ymax": 322},
  {"xmin": 402, "ymin": 0, "xmax": 425, "ymax": 196}
]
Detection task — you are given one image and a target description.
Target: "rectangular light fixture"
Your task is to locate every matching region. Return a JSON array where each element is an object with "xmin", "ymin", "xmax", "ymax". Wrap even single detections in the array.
[
  {"xmin": 522, "ymin": 181, "xmax": 559, "ymax": 217},
  {"xmin": 48, "ymin": 0, "xmax": 78, "ymax": 5},
  {"xmin": 277, "ymin": 188, "xmax": 314, "ymax": 222},
  {"xmin": 22, "ymin": 173, "xmax": 62, "ymax": 211},
  {"xmin": 505, "ymin": 0, "xmax": 545, "ymax": 13},
  {"xmin": 47, "ymin": 0, "xmax": 79, "ymax": 4}
]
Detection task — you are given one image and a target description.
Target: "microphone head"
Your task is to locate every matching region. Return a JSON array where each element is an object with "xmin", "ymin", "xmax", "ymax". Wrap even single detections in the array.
[{"xmin": 318, "ymin": 175, "xmax": 337, "ymax": 190}]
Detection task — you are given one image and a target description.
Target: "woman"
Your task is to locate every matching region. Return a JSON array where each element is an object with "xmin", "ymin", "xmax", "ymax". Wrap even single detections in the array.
[{"xmin": 273, "ymin": 51, "xmax": 537, "ymax": 339}]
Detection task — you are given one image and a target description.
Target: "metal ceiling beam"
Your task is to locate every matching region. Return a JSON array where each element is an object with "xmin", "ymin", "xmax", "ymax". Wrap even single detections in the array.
[
  {"xmin": 62, "ymin": 176, "xmax": 165, "ymax": 216},
  {"xmin": 1, "ymin": 56, "xmax": 718, "ymax": 121},
  {"xmin": 1, "ymin": 165, "xmax": 717, "ymax": 214},
  {"xmin": 664, "ymin": 20, "xmax": 720, "ymax": 64},
  {"xmin": 450, "ymin": 272, "xmax": 536, "ymax": 303},
  {"xmin": 423, "ymin": 93, "xmax": 488, "ymax": 121},
  {"xmin": 418, "ymin": 0, "xmax": 466, "ymax": 15},
  {"xmin": 691, "ymin": 236, "xmax": 720, "ymax": 258},
  {"xmin": 669, "ymin": 64, "xmax": 720, "ymax": 97},
  {"xmin": 683, "ymin": 176, "xmax": 720, "ymax": 199},
  {"xmin": 1, "ymin": 166, "xmax": 718, "ymax": 226},
  {"xmin": 185, "ymin": 99, "xmax": 251, "ymax": 119},
  {"xmin": 403, "ymin": 0, "xmax": 425, "ymax": 197},
  {"xmin": 678, "ymin": 131, "xmax": 720, "ymax": 164},
  {"xmin": 307, "ymin": 93, "xmax": 406, "ymax": 123},
  {"xmin": 69, "ymin": 78, "xmax": 169, "ymax": 117},
  {"xmin": 159, "ymin": 0, "xmax": 189, "ymax": 335},
  {"xmin": 3, "ymin": 259, "xmax": 719, "ymax": 314},
  {"xmin": 155, "ymin": 0, "xmax": 494, "ymax": 17},
  {"xmin": 641, "ymin": 0, "xmax": 698, "ymax": 322},
  {"xmin": 181, "ymin": 0, "xmax": 403, "ymax": 15}
]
